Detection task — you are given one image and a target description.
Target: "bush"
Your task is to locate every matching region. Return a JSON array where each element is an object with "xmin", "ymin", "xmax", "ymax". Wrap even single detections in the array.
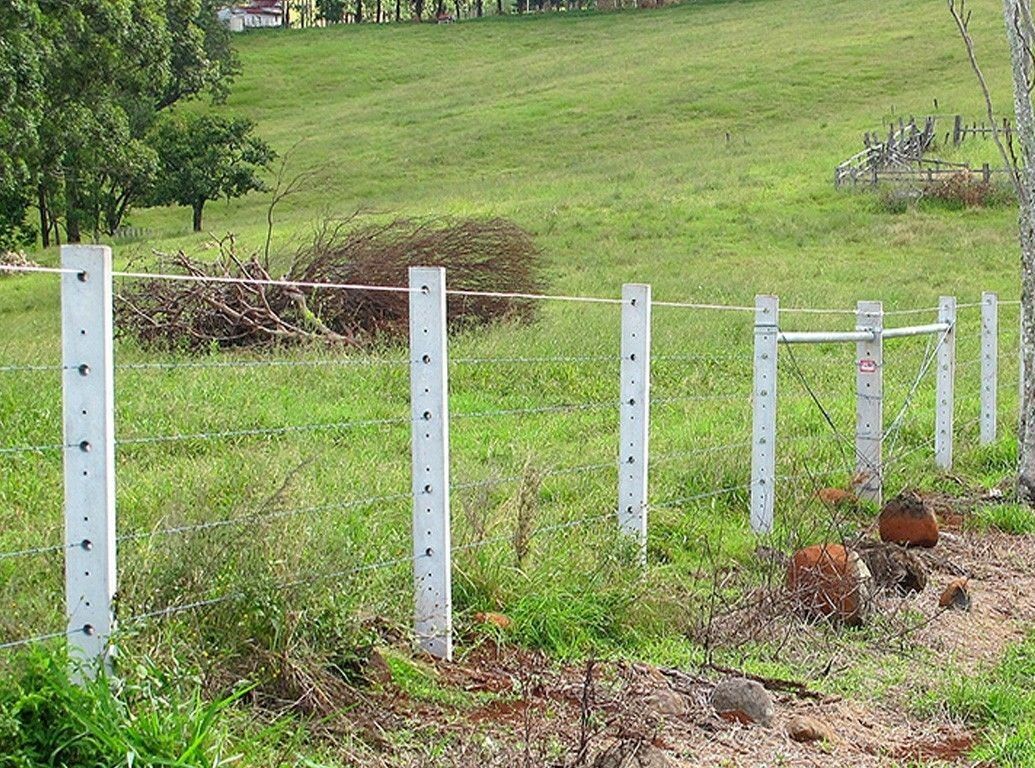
[
  {"xmin": 923, "ymin": 171, "xmax": 1011, "ymax": 209},
  {"xmin": 117, "ymin": 217, "xmax": 544, "ymax": 351}
]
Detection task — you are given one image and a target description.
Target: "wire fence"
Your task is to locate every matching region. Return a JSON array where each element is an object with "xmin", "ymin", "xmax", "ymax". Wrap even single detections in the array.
[{"xmin": 0, "ymin": 252, "xmax": 1025, "ymax": 669}]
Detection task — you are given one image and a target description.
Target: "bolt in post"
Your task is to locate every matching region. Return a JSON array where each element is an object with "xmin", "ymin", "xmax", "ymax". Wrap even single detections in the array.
[
  {"xmin": 981, "ymin": 292, "xmax": 998, "ymax": 446},
  {"xmin": 750, "ymin": 295, "xmax": 779, "ymax": 534},
  {"xmin": 935, "ymin": 296, "xmax": 957, "ymax": 469},
  {"xmin": 854, "ymin": 301, "xmax": 883, "ymax": 504},
  {"xmin": 408, "ymin": 267, "xmax": 452, "ymax": 661},
  {"xmin": 61, "ymin": 245, "xmax": 116, "ymax": 681},
  {"xmin": 618, "ymin": 284, "xmax": 651, "ymax": 565}
]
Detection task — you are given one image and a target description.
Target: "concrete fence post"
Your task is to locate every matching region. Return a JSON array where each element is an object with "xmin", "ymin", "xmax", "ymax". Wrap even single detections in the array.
[
  {"xmin": 935, "ymin": 296, "xmax": 957, "ymax": 469},
  {"xmin": 750, "ymin": 295, "xmax": 779, "ymax": 534},
  {"xmin": 980, "ymin": 292, "xmax": 998, "ymax": 446},
  {"xmin": 854, "ymin": 301, "xmax": 883, "ymax": 503},
  {"xmin": 408, "ymin": 266, "xmax": 452, "ymax": 660},
  {"xmin": 618, "ymin": 283, "xmax": 651, "ymax": 564},
  {"xmin": 61, "ymin": 245, "xmax": 117, "ymax": 681}
]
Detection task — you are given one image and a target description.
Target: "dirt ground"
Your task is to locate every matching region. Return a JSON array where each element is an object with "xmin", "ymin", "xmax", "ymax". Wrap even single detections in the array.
[{"xmin": 330, "ymin": 501, "xmax": 1035, "ymax": 768}]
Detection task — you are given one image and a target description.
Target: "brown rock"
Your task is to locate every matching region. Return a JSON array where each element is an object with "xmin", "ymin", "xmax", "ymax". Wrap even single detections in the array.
[
  {"xmin": 853, "ymin": 539, "xmax": 927, "ymax": 594},
  {"xmin": 817, "ymin": 488, "xmax": 858, "ymax": 508},
  {"xmin": 645, "ymin": 686, "xmax": 689, "ymax": 717},
  {"xmin": 474, "ymin": 611, "xmax": 513, "ymax": 630},
  {"xmin": 788, "ymin": 714, "xmax": 837, "ymax": 743},
  {"xmin": 787, "ymin": 544, "xmax": 873, "ymax": 625},
  {"xmin": 939, "ymin": 578, "xmax": 971, "ymax": 611},
  {"xmin": 711, "ymin": 678, "xmax": 774, "ymax": 727},
  {"xmin": 879, "ymin": 491, "xmax": 939, "ymax": 548}
]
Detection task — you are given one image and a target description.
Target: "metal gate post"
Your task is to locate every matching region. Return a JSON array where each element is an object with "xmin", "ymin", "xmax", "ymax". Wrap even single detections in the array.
[
  {"xmin": 854, "ymin": 301, "xmax": 883, "ymax": 504},
  {"xmin": 61, "ymin": 245, "xmax": 117, "ymax": 681},
  {"xmin": 935, "ymin": 296, "xmax": 957, "ymax": 469},
  {"xmin": 618, "ymin": 284, "xmax": 651, "ymax": 564},
  {"xmin": 980, "ymin": 292, "xmax": 998, "ymax": 446},
  {"xmin": 750, "ymin": 295, "xmax": 779, "ymax": 534},
  {"xmin": 409, "ymin": 267, "xmax": 452, "ymax": 660}
]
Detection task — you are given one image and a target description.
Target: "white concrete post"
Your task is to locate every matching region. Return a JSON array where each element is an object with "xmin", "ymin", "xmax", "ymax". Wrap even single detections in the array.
[
  {"xmin": 408, "ymin": 267, "xmax": 452, "ymax": 660},
  {"xmin": 854, "ymin": 301, "xmax": 883, "ymax": 504},
  {"xmin": 935, "ymin": 296, "xmax": 957, "ymax": 469},
  {"xmin": 980, "ymin": 292, "xmax": 998, "ymax": 446},
  {"xmin": 618, "ymin": 284, "xmax": 651, "ymax": 564},
  {"xmin": 750, "ymin": 295, "xmax": 779, "ymax": 534},
  {"xmin": 61, "ymin": 245, "xmax": 117, "ymax": 680}
]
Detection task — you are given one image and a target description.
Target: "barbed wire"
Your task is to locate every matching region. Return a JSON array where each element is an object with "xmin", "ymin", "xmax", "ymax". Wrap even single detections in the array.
[
  {"xmin": 0, "ymin": 364, "xmax": 68, "ymax": 374},
  {"xmin": 451, "ymin": 401, "xmax": 616, "ymax": 420},
  {"xmin": 116, "ymin": 415, "xmax": 409, "ymax": 447},
  {"xmin": 117, "ymin": 491, "xmax": 413, "ymax": 544},
  {"xmin": 0, "ymin": 627, "xmax": 78, "ymax": 651},
  {"xmin": 0, "ymin": 442, "xmax": 66, "ymax": 456},
  {"xmin": 0, "ymin": 541, "xmax": 75, "ymax": 561},
  {"xmin": 116, "ymin": 357, "xmax": 409, "ymax": 371}
]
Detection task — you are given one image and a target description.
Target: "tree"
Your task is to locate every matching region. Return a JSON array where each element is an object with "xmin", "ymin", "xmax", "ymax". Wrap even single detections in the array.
[
  {"xmin": 316, "ymin": 0, "xmax": 346, "ymax": 20},
  {"xmin": 949, "ymin": 0, "xmax": 1035, "ymax": 501},
  {"xmin": 149, "ymin": 114, "xmax": 275, "ymax": 232},
  {"xmin": 0, "ymin": 0, "xmax": 237, "ymax": 246}
]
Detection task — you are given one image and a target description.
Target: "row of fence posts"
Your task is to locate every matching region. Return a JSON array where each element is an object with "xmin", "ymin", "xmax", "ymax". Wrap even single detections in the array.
[{"xmin": 53, "ymin": 246, "xmax": 1015, "ymax": 675}]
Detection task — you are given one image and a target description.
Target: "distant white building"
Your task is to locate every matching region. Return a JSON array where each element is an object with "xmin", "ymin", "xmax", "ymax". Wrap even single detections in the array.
[{"xmin": 217, "ymin": 1, "xmax": 284, "ymax": 31}]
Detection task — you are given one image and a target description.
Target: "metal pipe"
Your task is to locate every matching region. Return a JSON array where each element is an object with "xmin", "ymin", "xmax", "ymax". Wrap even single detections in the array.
[
  {"xmin": 777, "ymin": 330, "xmax": 876, "ymax": 344},
  {"xmin": 883, "ymin": 322, "xmax": 951, "ymax": 339}
]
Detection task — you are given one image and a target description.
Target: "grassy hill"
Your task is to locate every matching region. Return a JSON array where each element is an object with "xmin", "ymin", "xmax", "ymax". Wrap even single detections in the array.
[{"xmin": 3, "ymin": 0, "xmax": 1035, "ymax": 764}]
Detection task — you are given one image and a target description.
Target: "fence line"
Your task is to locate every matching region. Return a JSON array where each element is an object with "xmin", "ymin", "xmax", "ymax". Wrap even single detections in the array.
[{"xmin": 0, "ymin": 250, "xmax": 1024, "ymax": 675}]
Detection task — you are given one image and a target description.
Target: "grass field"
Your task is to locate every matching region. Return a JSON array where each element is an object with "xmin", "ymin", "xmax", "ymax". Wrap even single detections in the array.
[{"xmin": 2, "ymin": 0, "xmax": 1035, "ymax": 763}]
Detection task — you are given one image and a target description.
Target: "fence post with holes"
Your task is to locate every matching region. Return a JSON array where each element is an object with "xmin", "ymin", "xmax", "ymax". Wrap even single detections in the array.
[
  {"xmin": 854, "ymin": 301, "xmax": 883, "ymax": 504},
  {"xmin": 750, "ymin": 295, "xmax": 778, "ymax": 534},
  {"xmin": 618, "ymin": 283, "xmax": 651, "ymax": 564},
  {"xmin": 61, "ymin": 245, "xmax": 116, "ymax": 681},
  {"xmin": 935, "ymin": 296, "xmax": 957, "ymax": 469},
  {"xmin": 408, "ymin": 266, "xmax": 452, "ymax": 661},
  {"xmin": 981, "ymin": 292, "xmax": 998, "ymax": 445}
]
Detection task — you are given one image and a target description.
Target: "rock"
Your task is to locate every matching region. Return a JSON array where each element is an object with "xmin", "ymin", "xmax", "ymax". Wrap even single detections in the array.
[
  {"xmin": 593, "ymin": 739, "xmax": 676, "ymax": 768},
  {"xmin": 787, "ymin": 714, "xmax": 837, "ymax": 743},
  {"xmin": 939, "ymin": 578, "xmax": 971, "ymax": 611},
  {"xmin": 787, "ymin": 544, "xmax": 873, "ymax": 625},
  {"xmin": 879, "ymin": 491, "xmax": 939, "ymax": 548},
  {"xmin": 817, "ymin": 488, "xmax": 858, "ymax": 508},
  {"xmin": 710, "ymin": 678, "xmax": 774, "ymax": 727},
  {"xmin": 473, "ymin": 611, "xmax": 513, "ymax": 630},
  {"xmin": 645, "ymin": 685, "xmax": 689, "ymax": 717},
  {"xmin": 853, "ymin": 539, "xmax": 927, "ymax": 594}
]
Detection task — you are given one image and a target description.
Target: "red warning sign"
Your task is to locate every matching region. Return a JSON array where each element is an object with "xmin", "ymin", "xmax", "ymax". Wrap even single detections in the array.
[{"xmin": 858, "ymin": 359, "xmax": 878, "ymax": 374}]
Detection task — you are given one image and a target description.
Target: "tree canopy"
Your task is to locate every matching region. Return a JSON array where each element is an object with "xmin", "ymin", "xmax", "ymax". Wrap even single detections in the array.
[{"xmin": 0, "ymin": 0, "xmax": 239, "ymax": 248}]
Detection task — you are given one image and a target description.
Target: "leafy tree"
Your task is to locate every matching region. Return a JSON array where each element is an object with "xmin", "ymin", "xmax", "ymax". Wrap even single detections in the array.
[
  {"xmin": 316, "ymin": 0, "xmax": 347, "ymax": 21},
  {"xmin": 0, "ymin": 0, "xmax": 238, "ymax": 246},
  {"xmin": 149, "ymin": 114, "xmax": 275, "ymax": 232}
]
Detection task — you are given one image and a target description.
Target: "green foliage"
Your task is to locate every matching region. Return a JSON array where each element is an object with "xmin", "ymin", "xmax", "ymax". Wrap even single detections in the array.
[
  {"xmin": 316, "ymin": 0, "xmax": 348, "ymax": 22},
  {"xmin": 973, "ymin": 503, "xmax": 1035, "ymax": 534},
  {"xmin": 149, "ymin": 113, "xmax": 275, "ymax": 231},
  {"xmin": 0, "ymin": 0, "xmax": 238, "ymax": 245},
  {"xmin": 925, "ymin": 634, "xmax": 1035, "ymax": 766},
  {"xmin": 0, "ymin": 650, "xmax": 248, "ymax": 767}
]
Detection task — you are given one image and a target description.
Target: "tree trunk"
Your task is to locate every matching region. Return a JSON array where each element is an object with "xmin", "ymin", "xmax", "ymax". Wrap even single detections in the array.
[
  {"xmin": 65, "ymin": 172, "xmax": 81, "ymax": 244},
  {"xmin": 496, "ymin": 0, "xmax": 502, "ymax": 13},
  {"xmin": 37, "ymin": 184, "xmax": 49, "ymax": 249},
  {"xmin": 1003, "ymin": 0, "xmax": 1035, "ymax": 501},
  {"xmin": 356, "ymin": 0, "xmax": 363, "ymax": 22},
  {"xmin": 192, "ymin": 201, "xmax": 205, "ymax": 232},
  {"xmin": 476, "ymin": 0, "xmax": 482, "ymax": 15},
  {"xmin": 396, "ymin": 0, "xmax": 401, "ymax": 20}
]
